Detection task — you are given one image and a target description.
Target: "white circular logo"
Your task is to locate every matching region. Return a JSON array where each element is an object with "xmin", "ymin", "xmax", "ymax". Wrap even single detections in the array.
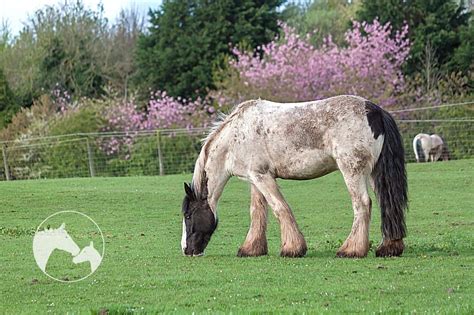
[{"xmin": 32, "ymin": 211, "xmax": 105, "ymax": 283}]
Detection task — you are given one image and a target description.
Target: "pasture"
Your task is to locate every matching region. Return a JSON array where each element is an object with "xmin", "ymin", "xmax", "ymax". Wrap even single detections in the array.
[{"xmin": 1, "ymin": 159, "xmax": 473, "ymax": 313}]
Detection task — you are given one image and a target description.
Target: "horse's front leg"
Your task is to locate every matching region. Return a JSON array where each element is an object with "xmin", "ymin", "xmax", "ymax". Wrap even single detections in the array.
[
  {"xmin": 237, "ymin": 184, "xmax": 268, "ymax": 257},
  {"xmin": 251, "ymin": 174, "xmax": 307, "ymax": 258}
]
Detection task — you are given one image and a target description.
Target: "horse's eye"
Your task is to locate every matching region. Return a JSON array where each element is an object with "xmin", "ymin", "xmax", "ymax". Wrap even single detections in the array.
[{"xmin": 185, "ymin": 215, "xmax": 191, "ymax": 220}]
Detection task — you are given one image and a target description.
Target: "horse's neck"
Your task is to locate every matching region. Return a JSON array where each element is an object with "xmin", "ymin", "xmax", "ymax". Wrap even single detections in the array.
[
  {"xmin": 193, "ymin": 141, "xmax": 230, "ymax": 212},
  {"xmin": 34, "ymin": 233, "xmax": 55, "ymax": 251},
  {"xmin": 33, "ymin": 234, "xmax": 56, "ymax": 269}
]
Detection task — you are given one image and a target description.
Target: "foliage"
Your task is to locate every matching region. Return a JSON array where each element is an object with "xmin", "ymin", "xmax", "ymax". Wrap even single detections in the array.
[
  {"xmin": 448, "ymin": 21, "xmax": 474, "ymax": 75},
  {"xmin": 105, "ymin": 134, "xmax": 201, "ymax": 177},
  {"xmin": 104, "ymin": 6, "xmax": 146, "ymax": 99},
  {"xmin": 220, "ymin": 20, "xmax": 410, "ymax": 107},
  {"xmin": 0, "ymin": 95, "xmax": 57, "ymax": 179},
  {"xmin": 0, "ymin": 1, "xmax": 145, "ymax": 111},
  {"xmin": 48, "ymin": 103, "xmax": 105, "ymax": 136},
  {"xmin": 0, "ymin": 89, "xmax": 91, "ymax": 179},
  {"xmin": 395, "ymin": 76, "xmax": 474, "ymax": 162},
  {"xmin": 36, "ymin": 101, "xmax": 108, "ymax": 179},
  {"xmin": 356, "ymin": 0, "xmax": 472, "ymax": 75},
  {"xmin": 160, "ymin": 134, "xmax": 201, "ymax": 174},
  {"xmin": 0, "ymin": 87, "xmax": 216, "ymax": 178},
  {"xmin": 0, "ymin": 1, "xmax": 107, "ymax": 105},
  {"xmin": 0, "ymin": 68, "xmax": 18, "ymax": 129},
  {"xmin": 101, "ymin": 91, "xmax": 215, "ymax": 156},
  {"xmin": 0, "ymin": 94, "xmax": 60, "ymax": 142},
  {"xmin": 1, "ymin": 160, "xmax": 474, "ymax": 312},
  {"xmin": 395, "ymin": 69, "xmax": 474, "ymax": 114},
  {"xmin": 134, "ymin": 0, "xmax": 284, "ymax": 100},
  {"xmin": 283, "ymin": 0, "xmax": 361, "ymax": 46}
]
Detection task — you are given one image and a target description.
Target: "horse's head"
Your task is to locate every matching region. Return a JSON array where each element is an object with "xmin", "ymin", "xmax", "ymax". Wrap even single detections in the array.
[
  {"xmin": 181, "ymin": 182, "xmax": 217, "ymax": 256},
  {"xmin": 73, "ymin": 241, "xmax": 94, "ymax": 264},
  {"xmin": 54, "ymin": 223, "xmax": 80, "ymax": 256}
]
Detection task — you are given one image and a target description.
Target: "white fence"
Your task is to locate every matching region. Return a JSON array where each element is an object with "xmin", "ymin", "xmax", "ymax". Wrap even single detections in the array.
[{"xmin": 0, "ymin": 120, "xmax": 473, "ymax": 181}]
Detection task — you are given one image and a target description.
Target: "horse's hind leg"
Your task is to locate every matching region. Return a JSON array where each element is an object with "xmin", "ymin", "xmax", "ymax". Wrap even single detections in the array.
[
  {"xmin": 250, "ymin": 174, "xmax": 307, "ymax": 257},
  {"xmin": 336, "ymin": 164, "xmax": 372, "ymax": 258},
  {"xmin": 237, "ymin": 184, "xmax": 269, "ymax": 257},
  {"xmin": 432, "ymin": 146, "xmax": 442, "ymax": 162},
  {"xmin": 424, "ymin": 147, "xmax": 431, "ymax": 162}
]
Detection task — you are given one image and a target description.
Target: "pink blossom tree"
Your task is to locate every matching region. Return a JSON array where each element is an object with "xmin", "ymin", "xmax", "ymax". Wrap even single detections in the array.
[
  {"xmin": 228, "ymin": 20, "xmax": 410, "ymax": 107},
  {"xmin": 102, "ymin": 91, "xmax": 216, "ymax": 156}
]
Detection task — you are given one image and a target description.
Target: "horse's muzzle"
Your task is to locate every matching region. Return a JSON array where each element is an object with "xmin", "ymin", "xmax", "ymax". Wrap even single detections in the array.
[{"xmin": 183, "ymin": 247, "xmax": 204, "ymax": 257}]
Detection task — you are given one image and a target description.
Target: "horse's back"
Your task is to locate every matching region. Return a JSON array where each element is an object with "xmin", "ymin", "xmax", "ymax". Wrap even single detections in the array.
[
  {"xmin": 226, "ymin": 95, "xmax": 381, "ymax": 180},
  {"xmin": 430, "ymin": 134, "xmax": 443, "ymax": 147}
]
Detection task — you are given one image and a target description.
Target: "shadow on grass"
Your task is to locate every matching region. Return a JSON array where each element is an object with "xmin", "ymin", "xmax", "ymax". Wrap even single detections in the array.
[{"xmin": 92, "ymin": 306, "xmax": 146, "ymax": 315}]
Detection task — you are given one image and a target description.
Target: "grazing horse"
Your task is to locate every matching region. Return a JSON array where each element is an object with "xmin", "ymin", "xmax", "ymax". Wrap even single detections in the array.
[
  {"xmin": 181, "ymin": 95, "xmax": 408, "ymax": 258},
  {"xmin": 413, "ymin": 133, "xmax": 449, "ymax": 162}
]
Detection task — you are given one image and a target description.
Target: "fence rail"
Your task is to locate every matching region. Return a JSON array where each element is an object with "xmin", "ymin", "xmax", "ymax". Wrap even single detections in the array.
[{"xmin": 0, "ymin": 121, "xmax": 472, "ymax": 181}]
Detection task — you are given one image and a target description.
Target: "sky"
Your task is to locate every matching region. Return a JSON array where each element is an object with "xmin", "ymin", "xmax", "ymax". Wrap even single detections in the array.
[{"xmin": 0, "ymin": 0, "xmax": 162, "ymax": 36}]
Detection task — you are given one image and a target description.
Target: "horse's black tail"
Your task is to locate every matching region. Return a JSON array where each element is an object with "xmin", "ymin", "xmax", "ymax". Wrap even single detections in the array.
[
  {"xmin": 366, "ymin": 101, "xmax": 408, "ymax": 256},
  {"xmin": 415, "ymin": 138, "xmax": 425, "ymax": 162}
]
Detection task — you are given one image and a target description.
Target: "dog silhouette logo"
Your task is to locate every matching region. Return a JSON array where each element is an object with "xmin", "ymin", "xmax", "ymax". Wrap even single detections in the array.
[{"xmin": 33, "ymin": 211, "xmax": 104, "ymax": 282}]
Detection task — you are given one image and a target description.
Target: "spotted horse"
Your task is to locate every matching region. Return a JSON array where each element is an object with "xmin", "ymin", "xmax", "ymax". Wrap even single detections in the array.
[{"xmin": 181, "ymin": 95, "xmax": 408, "ymax": 258}]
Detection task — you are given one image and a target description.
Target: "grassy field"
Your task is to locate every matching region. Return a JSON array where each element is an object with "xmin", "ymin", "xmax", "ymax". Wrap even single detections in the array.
[{"xmin": 1, "ymin": 159, "xmax": 473, "ymax": 314}]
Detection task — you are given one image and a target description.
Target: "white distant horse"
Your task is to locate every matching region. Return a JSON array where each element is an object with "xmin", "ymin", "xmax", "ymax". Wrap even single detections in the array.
[
  {"xmin": 413, "ymin": 133, "xmax": 449, "ymax": 162},
  {"xmin": 73, "ymin": 241, "xmax": 102, "ymax": 273},
  {"xmin": 33, "ymin": 223, "xmax": 80, "ymax": 272},
  {"xmin": 181, "ymin": 95, "xmax": 408, "ymax": 259}
]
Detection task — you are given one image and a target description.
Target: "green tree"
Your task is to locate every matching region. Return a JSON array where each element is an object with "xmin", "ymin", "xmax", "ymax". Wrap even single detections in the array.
[
  {"xmin": 104, "ymin": 7, "xmax": 146, "ymax": 100},
  {"xmin": 356, "ymin": 0, "xmax": 472, "ymax": 74},
  {"xmin": 449, "ymin": 21, "xmax": 474, "ymax": 72},
  {"xmin": 135, "ymin": 0, "xmax": 284, "ymax": 100},
  {"xmin": 32, "ymin": 2, "xmax": 108, "ymax": 98},
  {"xmin": 283, "ymin": 0, "xmax": 360, "ymax": 46},
  {"xmin": 0, "ymin": 23, "xmax": 18, "ymax": 128},
  {"xmin": 0, "ymin": 68, "xmax": 18, "ymax": 128},
  {"xmin": 0, "ymin": 1, "xmax": 144, "ymax": 108},
  {"xmin": 0, "ymin": 1, "xmax": 109, "ymax": 105}
]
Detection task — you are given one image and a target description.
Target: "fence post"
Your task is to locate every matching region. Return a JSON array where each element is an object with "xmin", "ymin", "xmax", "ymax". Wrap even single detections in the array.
[
  {"xmin": 157, "ymin": 130, "xmax": 164, "ymax": 176},
  {"xmin": 2, "ymin": 144, "xmax": 10, "ymax": 181},
  {"xmin": 86, "ymin": 138, "xmax": 95, "ymax": 177}
]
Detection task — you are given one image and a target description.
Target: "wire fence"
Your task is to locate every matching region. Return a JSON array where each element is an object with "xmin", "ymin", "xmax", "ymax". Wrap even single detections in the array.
[
  {"xmin": 0, "ymin": 119, "xmax": 472, "ymax": 181},
  {"xmin": 397, "ymin": 120, "xmax": 473, "ymax": 162},
  {"xmin": 0, "ymin": 128, "xmax": 208, "ymax": 180}
]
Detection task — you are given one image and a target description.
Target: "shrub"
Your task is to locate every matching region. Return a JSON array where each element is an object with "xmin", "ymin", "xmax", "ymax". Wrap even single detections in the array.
[{"xmin": 101, "ymin": 91, "xmax": 216, "ymax": 157}]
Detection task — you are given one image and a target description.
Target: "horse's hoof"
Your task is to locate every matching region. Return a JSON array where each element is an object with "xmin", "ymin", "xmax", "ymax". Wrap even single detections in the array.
[
  {"xmin": 280, "ymin": 245, "xmax": 307, "ymax": 258},
  {"xmin": 336, "ymin": 239, "xmax": 369, "ymax": 258},
  {"xmin": 336, "ymin": 250, "xmax": 367, "ymax": 258},
  {"xmin": 375, "ymin": 239, "xmax": 404, "ymax": 257},
  {"xmin": 237, "ymin": 246, "xmax": 268, "ymax": 257}
]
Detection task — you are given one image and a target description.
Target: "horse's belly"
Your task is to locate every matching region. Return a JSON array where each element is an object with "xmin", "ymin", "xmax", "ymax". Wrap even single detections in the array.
[{"xmin": 275, "ymin": 151, "xmax": 337, "ymax": 180}]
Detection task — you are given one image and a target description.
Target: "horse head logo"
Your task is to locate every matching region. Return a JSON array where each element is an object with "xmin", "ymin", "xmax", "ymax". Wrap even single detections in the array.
[
  {"xmin": 73, "ymin": 241, "xmax": 102, "ymax": 273},
  {"xmin": 33, "ymin": 211, "xmax": 105, "ymax": 282},
  {"xmin": 32, "ymin": 223, "xmax": 80, "ymax": 272}
]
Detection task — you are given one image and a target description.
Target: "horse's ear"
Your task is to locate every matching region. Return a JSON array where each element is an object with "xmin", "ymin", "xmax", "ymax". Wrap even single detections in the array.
[
  {"xmin": 59, "ymin": 223, "xmax": 65, "ymax": 230},
  {"xmin": 184, "ymin": 182, "xmax": 194, "ymax": 200},
  {"xmin": 90, "ymin": 241, "xmax": 94, "ymax": 247}
]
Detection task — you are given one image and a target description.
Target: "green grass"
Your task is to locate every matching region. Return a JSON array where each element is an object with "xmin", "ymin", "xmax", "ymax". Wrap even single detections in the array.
[{"xmin": 1, "ymin": 159, "xmax": 473, "ymax": 314}]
